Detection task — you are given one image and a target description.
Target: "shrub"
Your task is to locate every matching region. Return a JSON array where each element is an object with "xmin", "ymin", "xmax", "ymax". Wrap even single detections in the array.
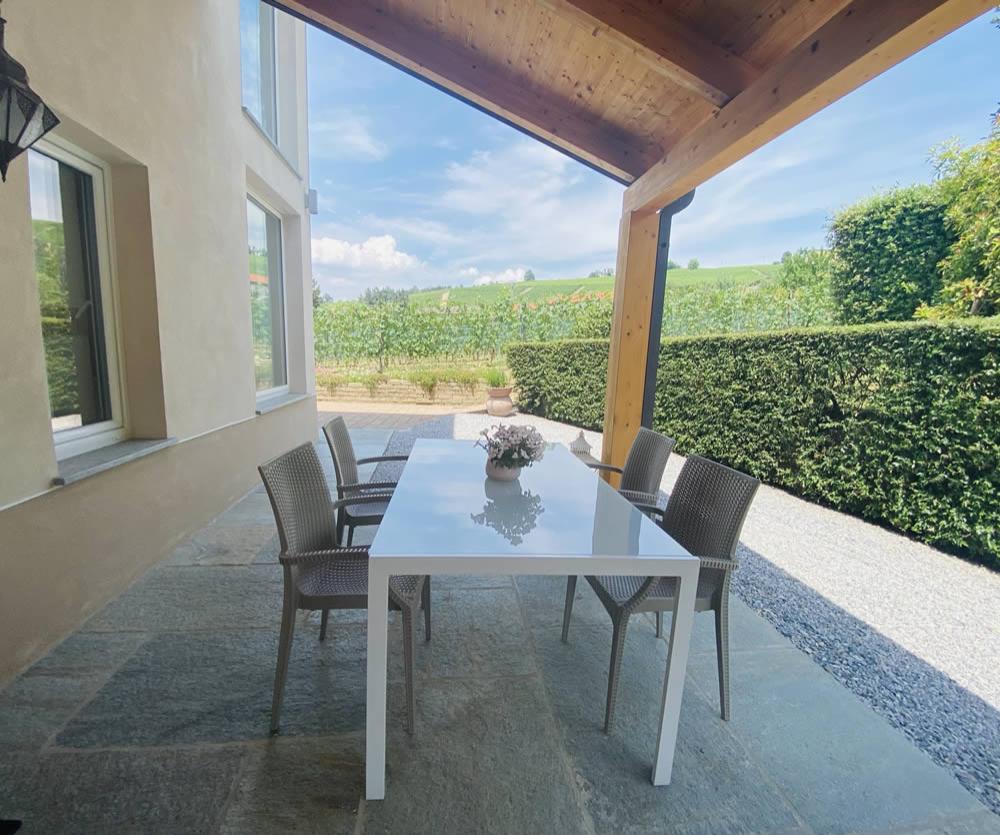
[
  {"xmin": 508, "ymin": 339, "xmax": 608, "ymax": 429},
  {"xmin": 484, "ymin": 367, "xmax": 509, "ymax": 388},
  {"xmin": 923, "ymin": 119, "xmax": 1000, "ymax": 317},
  {"xmin": 315, "ymin": 364, "xmax": 495, "ymax": 399},
  {"xmin": 508, "ymin": 320, "xmax": 1000, "ymax": 568},
  {"xmin": 828, "ymin": 185, "xmax": 954, "ymax": 323}
]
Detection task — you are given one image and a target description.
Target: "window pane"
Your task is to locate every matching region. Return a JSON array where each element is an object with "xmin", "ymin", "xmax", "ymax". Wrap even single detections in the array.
[
  {"xmin": 29, "ymin": 149, "xmax": 113, "ymax": 432},
  {"xmin": 240, "ymin": 0, "xmax": 277, "ymax": 140},
  {"xmin": 247, "ymin": 198, "xmax": 287, "ymax": 391}
]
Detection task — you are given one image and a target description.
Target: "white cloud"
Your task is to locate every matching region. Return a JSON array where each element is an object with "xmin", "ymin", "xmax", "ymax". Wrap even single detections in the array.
[
  {"xmin": 472, "ymin": 267, "xmax": 525, "ymax": 286},
  {"xmin": 435, "ymin": 140, "xmax": 624, "ymax": 268},
  {"xmin": 365, "ymin": 216, "xmax": 460, "ymax": 247},
  {"xmin": 311, "ymin": 235, "xmax": 420, "ymax": 271},
  {"xmin": 310, "ymin": 111, "xmax": 388, "ymax": 161}
]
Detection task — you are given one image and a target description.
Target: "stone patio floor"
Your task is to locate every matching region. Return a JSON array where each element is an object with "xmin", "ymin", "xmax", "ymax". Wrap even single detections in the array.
[{"xmin": 0, "ymin": 409, "xmax": 996, "ymax": 834}]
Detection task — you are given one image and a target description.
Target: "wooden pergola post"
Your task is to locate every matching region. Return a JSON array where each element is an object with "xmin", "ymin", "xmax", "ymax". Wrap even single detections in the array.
[
  {"xmin": 601, "ymin": 207, "xmax": 660, "ymax": 472},
  {"xmin": 601, "ymin": 192, "xmax": 693, "ymax": 471}
]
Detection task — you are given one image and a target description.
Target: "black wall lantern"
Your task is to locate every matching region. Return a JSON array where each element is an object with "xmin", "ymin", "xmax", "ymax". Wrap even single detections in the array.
[{"xmin": 0, "ymin": 0, "xmax": 58, "ymax": 182}]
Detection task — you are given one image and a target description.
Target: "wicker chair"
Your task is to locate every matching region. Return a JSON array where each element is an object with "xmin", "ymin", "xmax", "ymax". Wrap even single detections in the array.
[
  {"xmin": 588, "ymin": 427, "xmax": 676, "ymax": 510},
  {"xmin": 562, "ymin": 454, "xmax": 759, "ymax": 731},
  {"xmin": 258, "ymin": 442, "xmax": 430, "ymax": 735},
  {"xmin": 323, "ymin": 416, "xmax": 408, "ymax": 546}
]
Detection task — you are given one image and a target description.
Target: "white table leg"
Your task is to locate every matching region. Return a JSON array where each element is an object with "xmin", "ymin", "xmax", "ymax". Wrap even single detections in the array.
[
  {"xmin": 652, "ymin": 566, "xmax": 698, "ymax": 785},
  {"xmin": 366, "ymin": 561, "xmax": 390, "ymax": 800}
]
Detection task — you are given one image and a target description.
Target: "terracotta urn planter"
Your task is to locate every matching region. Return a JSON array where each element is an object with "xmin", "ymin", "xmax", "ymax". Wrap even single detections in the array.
[{"xmin": 486, "ymin": 386, "xmax": 515, "ymax": 417}]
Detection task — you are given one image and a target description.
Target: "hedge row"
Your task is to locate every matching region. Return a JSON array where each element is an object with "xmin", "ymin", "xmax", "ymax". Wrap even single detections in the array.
[{"xmin": 507, "ymin": 319, "xmax": 1000, "ymax": 568}]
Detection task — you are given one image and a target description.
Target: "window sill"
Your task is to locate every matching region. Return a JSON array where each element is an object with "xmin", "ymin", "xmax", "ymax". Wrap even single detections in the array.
[
  {"xmin": 255, "ymin": 392, "xmax": 311, "ymax": 416},
  {"xmin": 53, "ymin": 437, "xmax": 178, "ymax": 487},
  {"xmin": 242, "ymin": 107, "xmax": 302, "ymax": 180}
]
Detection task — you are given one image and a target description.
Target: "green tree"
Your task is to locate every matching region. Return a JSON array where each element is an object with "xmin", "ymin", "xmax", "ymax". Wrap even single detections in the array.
[
  {"xmin": 687, "ymin": 258, "xmax": 700, "ymax": 270},
  {"xmin": 776, "ymin": 248, "xmax": 837, "ymax": 327},
  {"xmin": 361, "ymin": 286, "xmax": 409, "ymax": 306},
  {"xmin": 920, "ymin": 117, "xmax": 1000, "ymax": 317},
  {"xmin": 778, "ymin": 248, "xmax": 834, "ymax": 292},
  {"xmin": 667, "ymin": 259, "xmax": 681, "ymax": 270},
  {"xmin": 828, "ymin": 184, "xmax": 953, "ymax": 323},
  {"xmin": 524, "ymin": 269, "xmax": 536, "ymax": 281}
]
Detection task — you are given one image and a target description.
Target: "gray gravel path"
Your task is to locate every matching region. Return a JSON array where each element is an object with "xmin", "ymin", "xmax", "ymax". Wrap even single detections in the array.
[{"xmin": 373, "ymin": 411, "xmax": 1000, "ymax": 818}]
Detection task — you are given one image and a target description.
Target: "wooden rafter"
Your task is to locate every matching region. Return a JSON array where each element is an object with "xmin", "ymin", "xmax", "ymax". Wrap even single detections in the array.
[
  {"xmin": 541, "ymin": 0, "xmax": 760, "ymax": 107},
  {"xmin": 624, "ymin": 0, "xmax": 992, "ymax": 212},
  {"xmin": 278, "ymin": 0, "xmax": 644, "ymax": 181}
]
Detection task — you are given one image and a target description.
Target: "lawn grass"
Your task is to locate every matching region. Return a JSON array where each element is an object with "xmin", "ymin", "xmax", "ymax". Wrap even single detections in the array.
[{"xmin": 407, "ymin": 264, "xmax": 779, "ymax": 307}]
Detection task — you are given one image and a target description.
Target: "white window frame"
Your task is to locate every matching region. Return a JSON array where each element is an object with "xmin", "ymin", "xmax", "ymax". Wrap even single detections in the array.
[
  {"xmin": 242, "ymin": 0, "xmax": 279, "ymax": 144},
  {"xmin": 32, "ymin": 136, "xmax": 128, "ymax": 460},
  {"xmin": 247, "ymin": 193, "xmax": 289, "ymax": 401}
]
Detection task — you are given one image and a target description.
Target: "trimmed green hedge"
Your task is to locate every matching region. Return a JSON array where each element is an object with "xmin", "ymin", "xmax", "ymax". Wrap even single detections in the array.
[
  {"xmin": 829, "ymin": 185, "xmax": 953, "ymax": 324},
  {"xmin": 508, "ymin": 340, "xmax": 609, "ymax": 430},
  {"xmin": 508, "ymin": 320, "xmax": 1000, "ymax": 568}
]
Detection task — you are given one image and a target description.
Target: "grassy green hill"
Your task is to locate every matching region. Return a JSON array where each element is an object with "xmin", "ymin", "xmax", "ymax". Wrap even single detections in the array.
[{"xmin": 408, "ymin": 264, "xmax": 779, "ymax": 306}]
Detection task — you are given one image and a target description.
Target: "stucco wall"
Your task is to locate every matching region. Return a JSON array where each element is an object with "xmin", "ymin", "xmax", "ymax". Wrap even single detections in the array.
[{"xmin": 0, "ymin": 0, "xmax": 316, "ymax": 683}]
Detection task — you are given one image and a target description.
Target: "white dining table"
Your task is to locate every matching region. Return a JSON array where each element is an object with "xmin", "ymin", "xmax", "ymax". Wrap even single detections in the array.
[{"xmin": 365, "ymin": 438, "xmax": 699, "ymax": 801}]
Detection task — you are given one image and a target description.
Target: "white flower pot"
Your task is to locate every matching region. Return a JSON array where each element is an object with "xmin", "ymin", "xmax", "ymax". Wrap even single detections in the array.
[{"xmin": 485, "ymin": 459, "xmax": 521, "ymax": 481}]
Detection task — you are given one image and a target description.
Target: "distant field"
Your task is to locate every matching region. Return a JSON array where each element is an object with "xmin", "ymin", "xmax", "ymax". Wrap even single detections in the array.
[{"xmin": 407, "ymin": 264, "xmax": 779, "ymax": 306}]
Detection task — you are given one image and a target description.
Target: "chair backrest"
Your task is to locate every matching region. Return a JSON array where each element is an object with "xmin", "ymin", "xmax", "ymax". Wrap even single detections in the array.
[
  {"xmin": 323, "ymin": 416, "xmax": 359, "ymax": 490},
  {"xmin": 258, "ymin": 443, "xmax": 338, "ymax": 555},
  {"xmin": 620, "ymin": 428, "xmax": 676, "ymax": 495},
  {"xmin": 660, "ymin": 455, "xmax": 759, "ymax": 560}
]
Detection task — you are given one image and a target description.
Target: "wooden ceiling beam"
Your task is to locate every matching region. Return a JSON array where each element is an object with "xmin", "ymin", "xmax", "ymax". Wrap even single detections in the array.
[
  {"xmin": 276, "ymin": 0, "xmax": 645, "ymax": 181},
  {"xmin": 541, "ymin": 0, "xmax": 759, "ymax": 107},
  {"xmin": 624, "ymin": 0, "xmax": 992, "ymax": 212}
]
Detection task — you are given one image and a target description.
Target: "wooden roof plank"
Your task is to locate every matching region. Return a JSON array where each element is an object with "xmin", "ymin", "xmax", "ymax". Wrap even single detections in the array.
[
  {"xmin": 540, "ymin": 0, "xmax": 760, "ymax": 106},
  {"xmin": 623, "ymin": 0, "xmax": 992, "ymax": 211},
  {"xmin": 280, "ymin": 0, "xmax": 643, "ymax": 180}
]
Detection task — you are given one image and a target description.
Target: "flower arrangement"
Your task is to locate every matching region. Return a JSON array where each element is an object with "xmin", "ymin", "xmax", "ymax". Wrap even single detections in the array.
[{"xmin": 477, "ymin": 424, "xmax": 545, "ymax": 476}]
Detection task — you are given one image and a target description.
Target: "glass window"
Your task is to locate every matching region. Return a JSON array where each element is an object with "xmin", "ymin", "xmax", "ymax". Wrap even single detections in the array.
[
  {"xmin": 247, "ymin": 197, "xmax": 287, "ymax": 392},
  {"xmin": 29, "ymin": 148, "xmax": 116, "ymax": 436},
  {"xmin": 240, "ymin": 0, "xmax": 278, "ymax": 141}
]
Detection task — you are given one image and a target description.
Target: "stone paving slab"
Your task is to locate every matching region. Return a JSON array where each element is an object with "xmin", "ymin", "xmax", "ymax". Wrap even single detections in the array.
[
  {"xmin": 531, "ymin": 617, "xmax": 805, "ymax": 835},
  {"xmin": 685, "ymin": 645, "xmax": 987, "ymax": 835},
  {"xmin": 0, "ymin": 418, "xmax": 995, "ymax": 834},
  {"xmin": 0, "ymin": 748, "xmax": 243, "ymax": 834},
  {"xmin": 368, "ymin": 675, "xmax": 589, "ymax": 835},
  {"xmin": 81, "ymin": 565, "xmax": 284, "ymax": 632},
  {"xmin": 220, "ymin": 736, "xmax": 363, "ymax": 835}
]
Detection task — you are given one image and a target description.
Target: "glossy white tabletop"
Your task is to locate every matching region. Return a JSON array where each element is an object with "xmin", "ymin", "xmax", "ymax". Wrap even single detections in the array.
[{"xmin": 369, "ymin": 439, "xmax": 693, "ymax": 565}]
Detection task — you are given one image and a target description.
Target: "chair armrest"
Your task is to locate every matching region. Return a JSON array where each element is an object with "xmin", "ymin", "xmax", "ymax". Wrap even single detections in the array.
[
  {"xmin": 356, "ymin": 454, "xmax": 410, "ymax": 466},
  {"xmin": 620, "ymin": 488, "xmax": 662, "ymax": 506},
  {"xmin": 331, "ymin": 495, "xmax": 393, "ymax": 511},
  {"xmin": 631, "ymin": 502, "xmax": 665, "ymax": 520},
  {"xmin": 587, "ymin": 463, "xmax": 623, "ymax": 475},
  {"xmin": 279, "ymin": 546, "xmax": 369, "ymax": 566},
  {"xmin": 699, "ymin": 557, "xmax": 737, "ymax": 572},
  {"xmin": 338, "ymin": 481, "xmax": 398, "ymax": 495}
]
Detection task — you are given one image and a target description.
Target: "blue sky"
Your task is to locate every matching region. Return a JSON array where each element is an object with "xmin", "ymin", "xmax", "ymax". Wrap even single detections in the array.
[{"xmin": 306, "ymin": 13, "xmax": 999, "ymax": 300}]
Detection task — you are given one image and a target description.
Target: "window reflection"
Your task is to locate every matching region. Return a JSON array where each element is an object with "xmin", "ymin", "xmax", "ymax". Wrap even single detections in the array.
[
  {"xmin": 29, "ymin": 149, "xmax": 112, "ymax": 432},
  {"xmin": 247, "ymin": 198, "xmax": 287, "ymax": 391}
]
